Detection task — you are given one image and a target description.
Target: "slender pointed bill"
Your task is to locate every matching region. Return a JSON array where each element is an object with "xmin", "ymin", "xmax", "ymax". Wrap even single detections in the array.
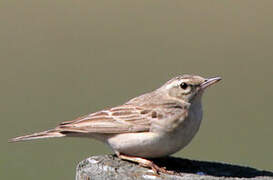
[{"xmin": 201, "ymin": 77, "xmax": 222, "ymax": 89}]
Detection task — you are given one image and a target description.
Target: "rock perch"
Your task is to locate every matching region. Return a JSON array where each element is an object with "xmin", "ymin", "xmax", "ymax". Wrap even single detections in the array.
[{"xmin": 75, "ymin": 155, "xmax": 273, "ymax": 180}]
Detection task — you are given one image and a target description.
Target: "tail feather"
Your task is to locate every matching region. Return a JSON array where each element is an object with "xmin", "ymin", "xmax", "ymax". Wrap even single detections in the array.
[{"xmin": 9, "ymin": 130, "xmax": 65, "ymax": 142}]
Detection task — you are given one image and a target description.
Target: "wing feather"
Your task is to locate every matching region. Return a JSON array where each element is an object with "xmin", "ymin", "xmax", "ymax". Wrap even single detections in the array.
[
  {"xmin": 56, "ymin": 102, "xmax": 186, "ymax": 134},
  {"xmin": 56, "ymin": 105, "xmax": 152, "ymax": 134}
]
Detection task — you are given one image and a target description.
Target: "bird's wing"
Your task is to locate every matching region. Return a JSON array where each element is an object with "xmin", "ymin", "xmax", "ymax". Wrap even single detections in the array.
[
  {"xmin": 56, "ymin": 105, "xmax": 156, "ymax": 134},
  {"xmin": 56, "ymin": 101, "xmax": 187, "ymax": 134},
  {"xmin": 9, "ymin": 102, "xmax": 188, "ymax": 142}
]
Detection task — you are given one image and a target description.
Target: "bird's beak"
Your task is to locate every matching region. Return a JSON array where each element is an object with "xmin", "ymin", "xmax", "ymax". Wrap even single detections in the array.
[{"xmin": 201, "ymin": 77, "xmax": 222, "ymax": 89}]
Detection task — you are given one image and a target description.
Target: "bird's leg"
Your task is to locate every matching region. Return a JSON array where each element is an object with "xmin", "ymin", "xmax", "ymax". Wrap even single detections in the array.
[{"xmin": 117, "ymin": 153, "xmax": 173, "ymax": 174}]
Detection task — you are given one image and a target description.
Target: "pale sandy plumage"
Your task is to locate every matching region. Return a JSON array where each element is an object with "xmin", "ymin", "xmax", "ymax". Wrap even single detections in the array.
[{"xmin": 10, "ymin": 74, "xmax": 221, "ymax": 174}]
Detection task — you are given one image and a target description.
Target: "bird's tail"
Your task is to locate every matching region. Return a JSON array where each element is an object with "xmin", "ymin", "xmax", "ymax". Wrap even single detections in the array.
[{"xmin": 9, "ymin": 129, "xmax": 65, "ymax": 142}]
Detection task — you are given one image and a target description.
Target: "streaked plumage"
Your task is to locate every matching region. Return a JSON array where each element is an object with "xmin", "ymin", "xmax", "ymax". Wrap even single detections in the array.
[{"xmin": 10, "ymin": 75, "xmax": 221, "ymax": 174}]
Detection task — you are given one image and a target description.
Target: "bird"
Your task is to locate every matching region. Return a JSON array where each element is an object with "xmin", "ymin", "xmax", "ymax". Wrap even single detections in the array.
[{"xmin": 10, "ymin": 74, "xmax": 221, "ymax": 174}]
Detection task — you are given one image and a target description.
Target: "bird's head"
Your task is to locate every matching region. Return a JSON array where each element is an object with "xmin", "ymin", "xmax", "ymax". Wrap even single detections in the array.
[{"xmin": 160, "ymin": 75, "xmax": 221, "ymax": 102}]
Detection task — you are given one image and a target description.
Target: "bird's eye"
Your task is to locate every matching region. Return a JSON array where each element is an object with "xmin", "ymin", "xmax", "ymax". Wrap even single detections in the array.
[{"xmin": 180, "ymin": 82, "xmax": 188, "ymax": 90}]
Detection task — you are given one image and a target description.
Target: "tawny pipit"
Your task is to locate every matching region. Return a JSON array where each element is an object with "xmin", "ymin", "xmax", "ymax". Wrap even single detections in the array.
[{"xmin": 10, "ymin": 75, "xmax": 221, "ymax": 174}]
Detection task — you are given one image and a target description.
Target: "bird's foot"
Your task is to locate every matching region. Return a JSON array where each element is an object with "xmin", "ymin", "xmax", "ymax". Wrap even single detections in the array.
[{"xmin": 117, "ymin": 154, "xmax": 174, "ymax": 175}]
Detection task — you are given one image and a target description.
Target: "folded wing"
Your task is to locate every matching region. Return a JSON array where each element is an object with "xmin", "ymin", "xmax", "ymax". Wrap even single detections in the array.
[{"xmin": 56, "ymin": 105, "xmax": 154, "ymax": 134}]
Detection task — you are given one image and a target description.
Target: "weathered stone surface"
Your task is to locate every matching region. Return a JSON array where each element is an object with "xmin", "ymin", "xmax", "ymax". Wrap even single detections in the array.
[{"xmin": 76, "ymin": 155, "xmax": 273, "ymax": 180}]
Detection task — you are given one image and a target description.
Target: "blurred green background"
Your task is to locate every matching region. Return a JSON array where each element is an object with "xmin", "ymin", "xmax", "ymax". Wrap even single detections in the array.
[{"xmin": 1, "ymin": 0, "xmax": 272, "ymax": 179}]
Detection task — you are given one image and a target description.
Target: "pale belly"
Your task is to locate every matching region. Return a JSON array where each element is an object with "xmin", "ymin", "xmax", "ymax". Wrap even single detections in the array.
[{"xmin": 106, "ymin": 113, "xmax": 202, "ymax": 158}]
